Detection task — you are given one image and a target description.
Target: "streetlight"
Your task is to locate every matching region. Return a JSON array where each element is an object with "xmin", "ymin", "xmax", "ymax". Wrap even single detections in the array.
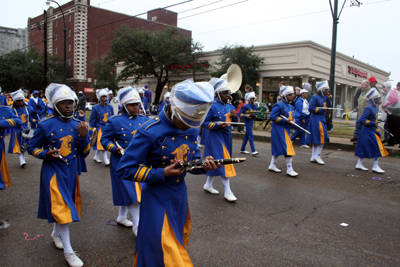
[{"xmin": 46, "ymin": 0, "xmax": 66, "ymax": 84}]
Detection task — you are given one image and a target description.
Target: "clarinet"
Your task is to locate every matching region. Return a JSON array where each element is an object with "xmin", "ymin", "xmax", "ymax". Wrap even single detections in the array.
[
  {"xmin": 149, "ymin": 158, "xmax": 246, "ymax": 171},
  {"xmin": 48, "ymin": 146, "xmax": 69, "ymax": 165}
]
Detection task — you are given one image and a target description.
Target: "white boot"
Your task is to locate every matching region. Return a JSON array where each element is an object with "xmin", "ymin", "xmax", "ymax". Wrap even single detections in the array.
[
  {"xmin": 93, "ymin": 150, "xmax": 102, "ymax": 163},
  {"xmin": 103, "ymin": 151, "xmax": 110, "ymax": 166}
]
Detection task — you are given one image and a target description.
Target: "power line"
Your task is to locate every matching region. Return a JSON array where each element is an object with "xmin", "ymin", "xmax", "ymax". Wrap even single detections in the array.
[
  {"xmin": 84, "ymin": 0, "xmax": 246, "ymax": 53},
  {"xmin": 180, "ymin": 0, "xmax": 249, "ymax": 20},
  {"xmin": 195, "ymin": 0, "xmax": 392, "ymax": 35},
  {"xmin": 12, "ymin": 0, "xmax": 194, "ymax": 53}
]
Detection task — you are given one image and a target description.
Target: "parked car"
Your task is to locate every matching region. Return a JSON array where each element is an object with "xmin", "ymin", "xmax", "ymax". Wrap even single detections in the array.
[{"xmin": 85, "ymin": 102, "xmax": 95, "ymax": 111}]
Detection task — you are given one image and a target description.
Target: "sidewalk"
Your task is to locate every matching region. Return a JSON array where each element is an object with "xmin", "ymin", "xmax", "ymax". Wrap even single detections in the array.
[{"xmin": 232, "ymin": 130, "xmax": 400, "ymax": 157}]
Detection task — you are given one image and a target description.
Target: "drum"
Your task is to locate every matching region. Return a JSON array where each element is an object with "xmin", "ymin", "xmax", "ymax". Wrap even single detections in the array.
[{"xmin": 21, "ymin": 128, "xmax": 34, "ymax": 152}]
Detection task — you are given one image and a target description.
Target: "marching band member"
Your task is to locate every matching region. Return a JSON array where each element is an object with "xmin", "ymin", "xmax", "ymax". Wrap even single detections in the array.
[
  {"xmin": 0, "ymin": 100, "xmax": 22, "ymax": 189},
  {"xmin": 8, "ymin": 89, "xmax": 29, "ymax": 168},
  {"xmin": 268, "ymin": 86, "xmax": 298, "ymax": 177},
  {"xmin": 138, "ymin": 88, "xmax": 149, "ymax": 114},
  {"xmin": 306, "ymin": 81, "xmax": 332, "ymax": 165},
  {"xmin": 238, "ymin": 91, "xmax": 259, "ymax": 155},
  {"xmin": 28, "ymin": 90, "xmax": 46, "ymax": 129},
  {"xmin": 202, "ymin": 78, "xmax": 239, "ymax": 201},
  {"xmin": 290, "ymin": 85, "xmax": 311, "ymax": 148},
  {"xmin": 117, "ymin": 79, "xmax": 218, "ymax": 267},
  {"xmin": 89, "ymin": 88, "xmax": 114, "ymax": 166},
  {"xmin": 157, "ymin": 91, "xmax": 170, "ymax": 114},
  {"xmin": 354, "ymin": 88, "xmax": 388, "ymax": 172},
  {"xmin": 27, "ymin": 84, "xmax": 90, "ymax": 267},
  {"xmin": 101, "ymin": 86, "xmax": 149, "ymax": 234}
]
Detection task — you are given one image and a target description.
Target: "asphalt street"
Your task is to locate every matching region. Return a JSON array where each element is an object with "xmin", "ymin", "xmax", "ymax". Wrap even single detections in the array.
[{"xmin": 1, "ymin": 136, "xmax": 400, "ymax": 267}]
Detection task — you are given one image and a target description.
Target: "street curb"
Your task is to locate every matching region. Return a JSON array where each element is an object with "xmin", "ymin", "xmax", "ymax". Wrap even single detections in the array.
[{"xmin": 232, "ymin": 132, "xmax": 400, "ymax": 157}]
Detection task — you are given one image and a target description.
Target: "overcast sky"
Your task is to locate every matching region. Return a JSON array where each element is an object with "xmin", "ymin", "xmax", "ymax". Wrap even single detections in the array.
[{"xmin": 1, "ymin": 0, "xmax": 399, "ymax": 88}]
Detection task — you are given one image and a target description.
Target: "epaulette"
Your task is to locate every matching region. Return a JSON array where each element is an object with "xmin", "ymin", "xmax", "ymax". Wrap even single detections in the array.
[
  {"xmin": 140, "ymin": 116, "xmax": 161, "ymax": 131},
  {"xmin": 108, "ymin": 114, "xmax": 121, "ymax": 120},
  {"xmin": 38, "ymin": 116, "xmax": 54, "ymax": 124}
]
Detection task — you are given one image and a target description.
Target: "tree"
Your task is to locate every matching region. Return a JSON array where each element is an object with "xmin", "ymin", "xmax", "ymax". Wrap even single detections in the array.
[
  {"xmin": 212, "ymin": 44, "xmax": 264, "ymax": 95},
  {"xmin": 92, "ymin": 56, "xmax": 118, "ymax": 91},
  {"xmin": 0, "ymin": 47, "xmax": 63, "ymax": 93},
  {"xmin": 105, "ymin": 26, "xmax": 202, "ymax": 104}
]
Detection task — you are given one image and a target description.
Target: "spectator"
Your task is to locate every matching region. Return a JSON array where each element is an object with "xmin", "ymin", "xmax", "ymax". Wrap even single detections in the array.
[
  {"xmin": 293, "ymin": 86, "xmax": 302, "ymax": 104},
  {"xmin": 381, "ymin": 81, "xmax": 400, "ymax": 147},
  {"xmin": 381, "ymin": 81, "xmax": 391, "ymax": 144},
  {"xmin": 144, "ymin": 85, "xmax": 152, "ymax": 104},
  {"xmin": 78, "ymin": 91, "xmax": 87, "ymax": 111},
  {"xmin": 236, "ymin": 98, "xmax": 245, "ymax": 132},
  {"xmin": 244, "ymin": 85, "xmax": 253, "ymax": 104},
  {"xmin": 273, "ymin": 82, "xmax": 285, "ymax": 104},
  {"xmin": 351, "ymin": 80, "xmax": 371, "ymax": 142}
]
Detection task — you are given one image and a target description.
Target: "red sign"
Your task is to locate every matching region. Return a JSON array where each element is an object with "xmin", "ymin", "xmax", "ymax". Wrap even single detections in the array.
[
  {"xmin": 84, "ymin": 88, "xmax": 94, "ymax": 93},
  {"xmin": 348, "ymin": 66, "xmax": 368, "ymax": 78},
  {"xmin": 170, "ymin": 61, "xmax": 209, "ymax": 71}
]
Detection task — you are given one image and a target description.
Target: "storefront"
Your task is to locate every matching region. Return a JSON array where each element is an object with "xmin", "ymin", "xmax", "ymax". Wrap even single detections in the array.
[{"xmin": 117, "ymin": 40, "xmax": 390, "ymax": 112}]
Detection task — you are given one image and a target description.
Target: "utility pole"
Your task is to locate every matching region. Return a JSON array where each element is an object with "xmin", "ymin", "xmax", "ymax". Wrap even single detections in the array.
[
  {"xmin": 22, "ymin": 52, "xmax": 25, "ymax": 89},
  {"xmin": 44, "ymin": 10, "xmax": 48, "ymax": 88},
  {"xmin": 327, "ymin": 0, "xmax": 361, "ymax": 130}
]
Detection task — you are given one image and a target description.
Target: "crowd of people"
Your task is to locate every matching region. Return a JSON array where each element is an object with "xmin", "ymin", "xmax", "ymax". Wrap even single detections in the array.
[{"xmin": 0, "ymin": 75, "xmax": 398, "ymax": 267}]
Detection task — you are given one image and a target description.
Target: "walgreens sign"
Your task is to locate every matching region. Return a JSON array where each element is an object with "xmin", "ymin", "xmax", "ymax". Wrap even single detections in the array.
[{"xmin": 348, "ymin": 66, "xmax": 368, "ymax": 78}]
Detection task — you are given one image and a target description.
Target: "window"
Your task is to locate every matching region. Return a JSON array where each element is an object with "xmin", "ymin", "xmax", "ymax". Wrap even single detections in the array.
[
  {"xmin": 69, "ymin": 14, "xmax": 72, "ymax": 22},
  {"xmin": 69, "ymin": 43, "xmax": 71, "ymax": 51},
  {"xmin": 32, "ymin": 29, "xmax": 34, "ymax": 35},
  {"xmin": 55, "ymin": 19, "xmax": 58, "ymax": 27},
  {"xmin": 55, "ymin": 33, "xmax": 57, "ymax": 41},
  {"xmin": 69, "ymin": 29, "xmax": 71, "ymax": 37},
  {"xmin": 68, "ymin": 58, "xmax": 71, "ymax": 66},
  {"xmin": 55, "ymin": 47, "xmax": 58, "ymax": 54}
]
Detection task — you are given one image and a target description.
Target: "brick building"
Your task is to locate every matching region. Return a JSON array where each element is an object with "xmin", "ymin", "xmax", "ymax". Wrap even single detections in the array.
[{"xmin": 27, "ymin": 0, "xmax": 191, "ymax": 100}]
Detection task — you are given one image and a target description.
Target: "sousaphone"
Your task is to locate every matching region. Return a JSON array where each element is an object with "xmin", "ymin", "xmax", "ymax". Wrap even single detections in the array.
[{"xmin": 220, "ymin": 64, "xmax": 242, "ymax": 93}]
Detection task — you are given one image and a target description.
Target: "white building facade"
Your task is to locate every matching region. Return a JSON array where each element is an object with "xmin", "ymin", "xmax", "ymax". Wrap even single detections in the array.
[
  {"xmin": 118, "ymin": 40, "xmax": 390, "ymax": 110},
  {"xmin": 0, "ymin": 26, "xmax": 28, "ymax": 56}
]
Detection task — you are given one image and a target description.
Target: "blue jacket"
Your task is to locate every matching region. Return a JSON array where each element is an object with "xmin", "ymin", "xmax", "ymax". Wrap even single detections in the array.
[{"xmin": 28, "ymin": 98, "xmax": 46, "ymax": 121}]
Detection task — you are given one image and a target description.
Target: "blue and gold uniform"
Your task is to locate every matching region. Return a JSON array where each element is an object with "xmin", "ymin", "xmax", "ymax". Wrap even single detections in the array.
[
  {"xmin": 306, "ymin": 81, "xmax": 332, "ymax": 164},
  {"xmin": 268, "ymin": 86, "xmax": 298, "ymax": 176},
  {"xmin": 101, "ymin": 112, "xmax": 149, "ymax": 206},
  {"xmin": 238, "ymin": 97, "xmax": 258, "ymax": 153},
  {"xmin": 89, "ymin": 102, "xmax": 114, "ymax": 151},
  {"xmin": 306, "ymin": 94, "xmax": 332, "ymax": 145},
  {"xmin": 290, "ymin": 93, "xmax": 310, "ymax": 147},
  {"xmin": 140, "ymin": 97, "xmax": 149, "ymax": 113},
  {"xmin": 0, "ymin": 107, "xmax": 22, "ymax": 189},
  {"xmin": 8, "ymin": 89, "xmax": 29, "ymax": 157},
  {"xmin": 202, "ymin": 98, "xmax": 238, "ymax": 178},
  {"xmin": 355, "ymin": 103, "xmax": 389, "ymax": 158},
  {"xmin": 28, "ymin": 115, "xmax": 90, "ymax": 223},
  {"xmin": 28, "ymin": 91, "xmax": 46, "ymax": 129},
  {"xmin": 269, "ymin": 100, "xmax": 296, "ymax": 156},
  {"xmin": 8, "ymin": 106, "xmax": 29, "ymax": 153},
  {"xmin": 117, "ymin": 79, "xmax": 214, "ymax": 267}
]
